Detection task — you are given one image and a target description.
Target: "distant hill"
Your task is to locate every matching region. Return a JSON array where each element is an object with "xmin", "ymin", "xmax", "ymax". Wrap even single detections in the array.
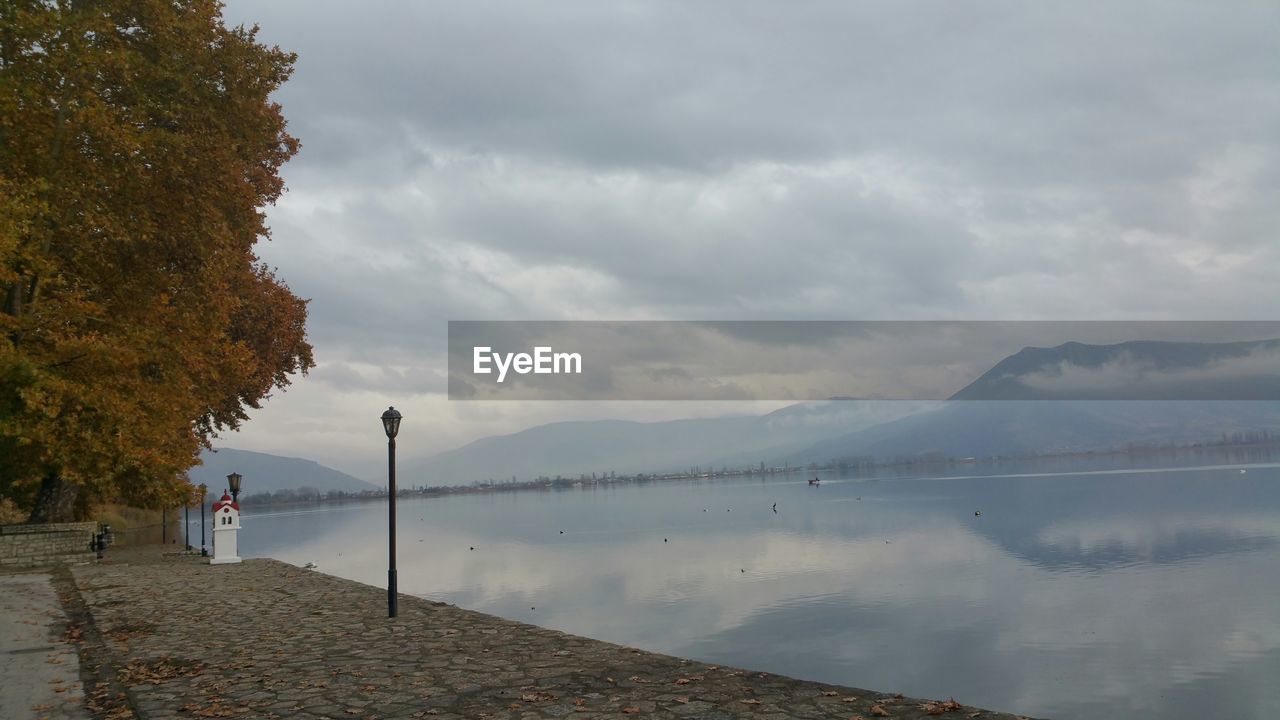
[
  {"xmin": 403, "ymin": 402, "xmax": 934, "ymax": 486},
  {"xmin": 403, "ymin": 338, "xmax": 1280, "ymax": 485},
  {"xmin": 788, "ymin": 400, "xmax": 1280, "ymax": 463},
  {"xmin": 950, "ymin": 338, "xmax": 1280, "ymax": 401},
  {"xmin": 191, "ymin": 448, "xmax": 379, "ymax": 495},
  {"xmin": 794, "ymin": 337, "xmax": 1280, "ymax": 462}
]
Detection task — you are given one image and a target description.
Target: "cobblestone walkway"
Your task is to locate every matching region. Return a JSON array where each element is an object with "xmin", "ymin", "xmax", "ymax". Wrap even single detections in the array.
[{"xmin": 68, "ymin": 548, "xmax": 1036, "ymax": 720}]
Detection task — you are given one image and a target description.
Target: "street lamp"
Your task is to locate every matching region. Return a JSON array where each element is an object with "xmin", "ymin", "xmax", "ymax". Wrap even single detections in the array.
[
  {"xmin": 382, "ymin": 406, "xmax": 402, "ymax": 618},
  {"xmin": 227, "ymin": 472, "xmax": 242, "ymax": 503},
  {"xmin": 199, "ymin": 483, "xmax": 208, "ymax": 557}
]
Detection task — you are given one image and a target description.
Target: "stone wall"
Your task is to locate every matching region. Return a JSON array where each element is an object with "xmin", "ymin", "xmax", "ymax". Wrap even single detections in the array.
[{"xmin": 0, "ymin": 522, "xmax": 98, "ymax": 569}]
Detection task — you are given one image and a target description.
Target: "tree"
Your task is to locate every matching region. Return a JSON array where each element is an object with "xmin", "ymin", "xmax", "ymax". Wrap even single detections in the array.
[{"xmin": 0, "ymin": 0, "xmax": 313, "ymax": 521}]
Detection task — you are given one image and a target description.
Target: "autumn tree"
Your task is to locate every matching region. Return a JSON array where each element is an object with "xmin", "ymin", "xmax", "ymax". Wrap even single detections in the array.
[{"xmin": 0, "ymin": 0, "xmax": 314, "ymax": 521}]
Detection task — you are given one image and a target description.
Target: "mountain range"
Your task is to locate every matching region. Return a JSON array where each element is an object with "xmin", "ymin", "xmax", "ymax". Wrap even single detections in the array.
[
  {"xmin": 951, "ymin": 338, "xmax": 1280, "ymax": 401},
  {"xmin": 190, "ymin": 447, "xmax": 379, "ymax": 496},
  {"xmin": 787, "ymin": 400, "xmax": 1280, "ymax": 464},
  {"xmin": 405, "ymin": 338, "xmax": 1280, "ymax": 485},
  {"xmin": 401, "ymin": 402, "xmax": 933, "ymax": 485},
  {"xmin": 212, "ymin": 338, "xmax": 1280, "ymax": 490}
]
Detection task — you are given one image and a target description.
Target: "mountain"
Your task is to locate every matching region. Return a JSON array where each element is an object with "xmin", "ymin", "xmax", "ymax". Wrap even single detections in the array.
[
  {"xmin": 792, "ymin": 337, "xmax": 1280, "ymax": 463},
  {"xmin": 788, "ymin": 400, "xmax": 1280, "ymax": 463},
  {"xmin": 950, "ymin": 338, "xmax": 1280, "ymax": 401},
  {"xmin": 407, "ymin": 338, "xmax": 1280, "ymax": 484},
  {"xmin": 190, "ymin": 448, "xmax": 379, "ymax": 495},
  {"xmin": 404, "ymin": 402, "xmax": 934, "ymax": 486}
]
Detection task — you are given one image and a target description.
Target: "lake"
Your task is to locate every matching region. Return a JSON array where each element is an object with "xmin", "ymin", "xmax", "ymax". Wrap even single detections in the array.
[{"xmin": 213, "ymin": 459, "xmax": 1280, "ymax": 719}]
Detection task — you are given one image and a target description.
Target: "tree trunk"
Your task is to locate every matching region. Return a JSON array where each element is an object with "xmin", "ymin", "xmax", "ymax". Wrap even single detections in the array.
[{"xmin": 26, "ymin": 474, "xmax": 81, "ymax": 524}]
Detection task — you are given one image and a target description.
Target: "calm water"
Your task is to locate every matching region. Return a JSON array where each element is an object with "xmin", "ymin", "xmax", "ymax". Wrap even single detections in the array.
[{"xmin": 214, "ymin": 461, "xmax": 1280, "ymax": 719}]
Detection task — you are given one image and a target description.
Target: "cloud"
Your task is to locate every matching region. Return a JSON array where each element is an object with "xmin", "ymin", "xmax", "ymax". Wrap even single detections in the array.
[{"xmin": 215, "ymin": 0, "xmax": 1280, "ymax": 472}]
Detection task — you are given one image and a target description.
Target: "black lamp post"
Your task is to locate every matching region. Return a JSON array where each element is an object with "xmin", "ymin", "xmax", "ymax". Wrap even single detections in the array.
[
  {"xmin": 185, "ymin": 500, "xmax": 191, "ymax": 551},
  {"xmin": 227, "ymin": 472, "xmax": 242, "ymax": 503},
  {"xmin": 199, "ymin": 483, "xmax": 208, "ymax": 557},
  {"xmin": 382, "ymin": 406, "xmax": 402, "ymax": 618}
]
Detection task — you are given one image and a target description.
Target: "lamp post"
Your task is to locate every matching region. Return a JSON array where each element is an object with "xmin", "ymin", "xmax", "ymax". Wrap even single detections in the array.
[
  {"xmin": 199, "ymin": 483, "xmax": 208, "ymax": 557},
  {"xmin": 227, "ymin": 472, "xmax": 242, "ymax": 503},
  {"xmin": 185, "ymin": 501, "xmax": 191, "ymax": 551},
  {"xmin": 381, "ymin": 406, "xmax": 402, "ymax": 618}
]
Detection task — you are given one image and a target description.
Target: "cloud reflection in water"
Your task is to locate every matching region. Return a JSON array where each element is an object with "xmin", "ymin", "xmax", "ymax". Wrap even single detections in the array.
[{"xmin": 239, "ymin": 464, "xmax": 1280, "ymax": 720}]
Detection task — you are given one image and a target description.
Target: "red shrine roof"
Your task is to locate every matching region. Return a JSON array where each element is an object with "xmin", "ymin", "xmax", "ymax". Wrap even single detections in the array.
[{"xmin": 212, "ymin": 492, "xmax": 239, "ymax": 513}]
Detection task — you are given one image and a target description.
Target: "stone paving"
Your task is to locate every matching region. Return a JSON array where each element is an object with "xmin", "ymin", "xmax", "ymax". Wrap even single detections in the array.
[
  {"xmin": 0, "ymin": 572, "xmax": 88, "ymax": 720},
  {"xmin": 65, "ymin": 547, "xmax": 1037, "ymax": 720}
]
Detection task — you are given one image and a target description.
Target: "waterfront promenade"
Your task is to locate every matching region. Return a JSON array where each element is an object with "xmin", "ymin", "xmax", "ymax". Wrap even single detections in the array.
[{"xmin": 41, "ymin": 547, "xmax": 1032, "ymax": 719}]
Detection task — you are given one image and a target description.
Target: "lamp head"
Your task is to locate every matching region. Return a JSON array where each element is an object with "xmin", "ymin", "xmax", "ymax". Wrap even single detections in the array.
[{"xmin": 381, "ymin": 406, "xmax": 402, "ymax": 439}]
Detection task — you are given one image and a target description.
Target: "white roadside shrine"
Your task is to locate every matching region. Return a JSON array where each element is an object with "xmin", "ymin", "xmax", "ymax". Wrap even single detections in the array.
[{"xmin": 210, "ymin": 491, "xmax": 242, "ymax": 565}]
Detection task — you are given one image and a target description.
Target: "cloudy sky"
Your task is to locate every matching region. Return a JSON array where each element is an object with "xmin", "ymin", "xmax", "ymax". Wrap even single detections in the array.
[{"xmin": 217, "ymin": 1, "xmax": 1279, "ymax": 480}]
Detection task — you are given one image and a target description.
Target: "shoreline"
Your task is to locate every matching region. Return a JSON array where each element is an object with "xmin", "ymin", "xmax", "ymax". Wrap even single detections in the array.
[
  {"xmin": 237, "ymin": 443, "xmax": 1280, "ymax": 511},
  {"xmin": 47, "ymin": 545, "xmax": 1038, "ymax": 719}
]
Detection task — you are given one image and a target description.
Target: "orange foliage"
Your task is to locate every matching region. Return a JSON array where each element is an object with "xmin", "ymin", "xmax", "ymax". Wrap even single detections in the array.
[{"xmin": 0, "ymin": 0, "xmax": 313, "ymax": 512}]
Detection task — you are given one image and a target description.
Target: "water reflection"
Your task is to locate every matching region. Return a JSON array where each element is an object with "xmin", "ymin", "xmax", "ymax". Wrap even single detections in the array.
[{"xmin": 224, "ymin": 462, "xmax": 1280, "ymax": 720}]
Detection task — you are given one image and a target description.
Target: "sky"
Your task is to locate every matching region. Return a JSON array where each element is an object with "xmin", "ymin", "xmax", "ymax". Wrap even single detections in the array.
[{"xmin": 216, "ymin": 1, "xmax": 1280, "ymax": 480}]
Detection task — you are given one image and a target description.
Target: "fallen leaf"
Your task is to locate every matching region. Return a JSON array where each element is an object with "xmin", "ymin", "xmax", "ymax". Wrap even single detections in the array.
[
  {"xmin": 870, "ymin": 705, "xmax": 891, "ymax": 717},
  {"xmin": 919, "ymin": 697, "xmax": 966, "ymax": 715}
]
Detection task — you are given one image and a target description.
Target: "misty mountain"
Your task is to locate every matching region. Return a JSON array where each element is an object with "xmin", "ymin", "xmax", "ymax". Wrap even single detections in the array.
[
  {"xmin": 191, "ymin": 448, "xmax": 379, "ymax": 495},
  {"xmin": 788, "ymin": 400, "xmax": 1280, "ymax": 463},
  {"xmin": 404, "ymin": 402, "xmax": 933, "ymax": 486},
  {"xmin": 405, "ymin": 338, "xmax": 1280, "ymax": 485},
  {"xmin": 950, "ymin": 338, "xmax": 1280, "ymax": 401},
  {"xmin": 793, "ymin": 338, "xmax": 1280, "ymax": 461}
]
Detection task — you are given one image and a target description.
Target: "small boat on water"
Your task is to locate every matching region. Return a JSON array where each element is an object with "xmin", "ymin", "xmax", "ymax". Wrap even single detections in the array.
[{"xmin": 808, "ymin": 477, "xmax": 820, "ymax": 486}]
